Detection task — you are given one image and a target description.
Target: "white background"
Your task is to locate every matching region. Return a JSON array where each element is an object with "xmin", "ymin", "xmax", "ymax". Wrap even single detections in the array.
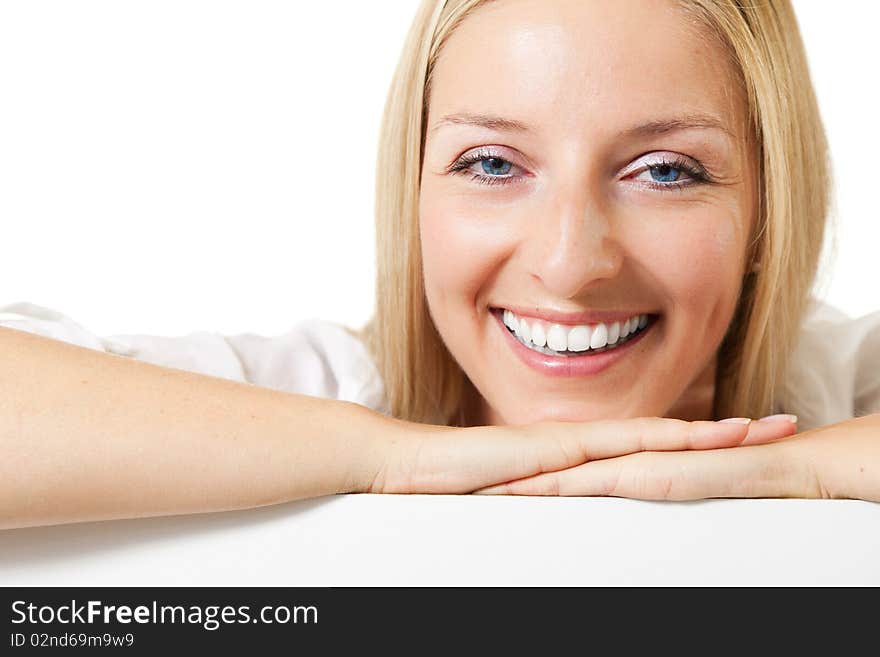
[{"xmin": 1, "ymin": 1, "xmax": 877, "ymax": 338}]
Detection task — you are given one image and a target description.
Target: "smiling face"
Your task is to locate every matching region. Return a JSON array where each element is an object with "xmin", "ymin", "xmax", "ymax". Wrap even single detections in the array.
[{"xmin": 418, "ymin": 0, "xmax": 757, "ymax": 425}]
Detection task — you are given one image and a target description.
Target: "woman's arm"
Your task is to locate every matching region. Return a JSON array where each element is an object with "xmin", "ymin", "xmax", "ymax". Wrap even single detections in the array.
[{"xmin": 0, "ymin": 324, "xmax": 401, "ymax": 529}]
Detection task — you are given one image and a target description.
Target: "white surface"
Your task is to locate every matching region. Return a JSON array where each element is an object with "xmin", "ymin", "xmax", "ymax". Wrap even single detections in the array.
[
  {"xmin": 2, "ymin": 495, "xmax": 879, "ymax": 586},
  {"xmin": 0, "ymin": 1, "xmax": 877, "ymax": 337}
]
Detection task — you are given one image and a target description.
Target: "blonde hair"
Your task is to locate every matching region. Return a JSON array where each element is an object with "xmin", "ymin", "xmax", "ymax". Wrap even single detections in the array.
[{"xmin": 361, "ymin": 0, "xmax": 831, "ymax": 425}]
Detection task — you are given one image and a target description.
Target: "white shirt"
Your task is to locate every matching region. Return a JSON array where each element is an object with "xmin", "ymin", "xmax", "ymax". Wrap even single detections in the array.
[
  {"xmin": 0, "ymin": 301, "xmax": 389, "ymax": 416},
  {"xmin": 1, "ymin": 299, "xmax": 878, "ymax": 431}
]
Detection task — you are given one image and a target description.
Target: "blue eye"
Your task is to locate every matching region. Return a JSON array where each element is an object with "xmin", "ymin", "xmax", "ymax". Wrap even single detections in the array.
[
  {"xmin": 648, "ymin": 164, "xmax": 682, "ymax": 183},
  {"xmin": 448, "ymin": 148, "xmax": 520, "ymax": 186},
  {"xmin": 481, "ymin": 158, "xmax": 512, "ymax": 176},
  {"xmin": 630, "ymin": 153, "xmax": 711, "ymax": 192}
]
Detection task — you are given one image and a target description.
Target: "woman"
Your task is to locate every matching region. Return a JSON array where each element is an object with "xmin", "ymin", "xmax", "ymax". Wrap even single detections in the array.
[{"xmin": 2, "ymin": 0, "xmax": 878, "ymax": 530}]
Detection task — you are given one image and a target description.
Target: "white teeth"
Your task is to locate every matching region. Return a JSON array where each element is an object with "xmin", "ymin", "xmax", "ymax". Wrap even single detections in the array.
[
  {"xmin": 500, "ymin": 308, "xmax": 652, "ymax": 356},
  {"xmin": 567, "ymin": 325, "xmax": 590, "ymax": 352},
  {"xmin": 607, "ymin": 321, "xmax": 621, "ymax": 345},
  {"xmin": 530, "ymin": 322, "xmax": 547, "ymax": 348},
  {"xmin": 546, "ymin": 324, "xmax": 569, "ymax": 352},
  {"xmin": 590, "ymin": 323, "xmax": 608, "ymax": 349}
]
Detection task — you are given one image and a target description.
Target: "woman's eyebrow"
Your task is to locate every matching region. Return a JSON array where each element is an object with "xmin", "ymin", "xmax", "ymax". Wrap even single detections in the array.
[
  {"xmin": 430, "ymin": 112, "xmax": 531, "ymax": 135},
  {"xmin": 619, "ymin": 113, "xmax": 736, "ymax": 140},
  {"xmin": 430, "ymin": 111, "xmax": 735, "ymax": 139}
]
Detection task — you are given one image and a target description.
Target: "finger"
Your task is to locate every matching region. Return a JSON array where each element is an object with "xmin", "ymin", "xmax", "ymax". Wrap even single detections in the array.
[
  {"xmin": 525, "ymin": 416, "xmax": 755, "ymax": 464},
  {"xmin": 741, "ymin": 414, "xmax": 799, "ymax": 445},
  {"xmin": 474, "ymin": 442, "xmax": 793, "ymax": 499}
]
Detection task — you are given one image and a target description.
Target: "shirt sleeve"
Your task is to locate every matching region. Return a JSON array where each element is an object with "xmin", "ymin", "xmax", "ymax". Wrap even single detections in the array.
[
  {"xmin": 0, "ymin": 301, "xmax": 387, "ymax": 413},
  {"xmin": 781, "ymin": 300, "xmax": 880, "ymax": 430},
  {"xmin": 851, "ymin": 310, "xmax": 880, "ymax": 418}
]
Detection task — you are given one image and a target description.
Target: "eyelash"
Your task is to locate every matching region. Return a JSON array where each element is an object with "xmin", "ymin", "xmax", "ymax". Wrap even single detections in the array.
[{"xmin": 446, "ymin": 148, "xmax": 713, "ymax": 192}]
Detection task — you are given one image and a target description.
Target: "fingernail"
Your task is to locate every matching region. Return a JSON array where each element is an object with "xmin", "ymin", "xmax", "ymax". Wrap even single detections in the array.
[
  {"xmin": 719, "ymin": 417, "xmax": 752, "ymax": 424},
  {"xmin": 758, "ymin": 413, "xmax": 798, "ymax": 423}
]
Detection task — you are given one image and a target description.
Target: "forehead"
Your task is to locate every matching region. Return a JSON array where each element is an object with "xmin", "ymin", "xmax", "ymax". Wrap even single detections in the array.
[{"xmin": 428, "ymin": 0, "xmax": 744, "ymax": 142}]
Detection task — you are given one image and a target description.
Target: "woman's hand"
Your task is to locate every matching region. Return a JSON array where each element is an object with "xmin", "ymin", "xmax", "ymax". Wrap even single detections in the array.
[
  {"xmin": 364, "ymin": 414, "xmax": 797, "ymax": 495},
  {"xmin": 471, "ymin": 413, "xmax": 880, "ymax": 502}
]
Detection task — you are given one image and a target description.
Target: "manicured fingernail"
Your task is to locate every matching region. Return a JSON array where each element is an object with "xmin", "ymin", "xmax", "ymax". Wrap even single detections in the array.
[
  {"xmin": 719, "ymin": 417, "xmax": 752, "ymax": 424},
  {"xmin": 758, "ymin": 414, "xmax": 798, "ymax": 423}
]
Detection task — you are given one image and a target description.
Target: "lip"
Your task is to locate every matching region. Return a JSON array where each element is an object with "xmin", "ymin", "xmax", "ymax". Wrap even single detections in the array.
[
  {"xmin": 492, "ymin": 308, "xmax": 656, "ymax": 377},
  {"xmin": 491, "ymin": 305, "xmax": 655, "ymax": 326}
]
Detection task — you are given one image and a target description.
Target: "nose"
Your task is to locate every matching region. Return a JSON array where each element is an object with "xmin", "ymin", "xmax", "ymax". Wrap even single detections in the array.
[{"xmin": 525, "ymin": 180, "xmax": 624, "ymax": 299}]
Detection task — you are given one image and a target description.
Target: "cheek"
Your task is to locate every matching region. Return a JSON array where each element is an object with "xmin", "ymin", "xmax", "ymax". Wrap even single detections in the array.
[
  {"xmin": 419, "ymin": 190, "xmax": 519, "ymax": 314},
  {"xmin": 635, "ymin": 207, "xmax": 746, "ymax": 328}
]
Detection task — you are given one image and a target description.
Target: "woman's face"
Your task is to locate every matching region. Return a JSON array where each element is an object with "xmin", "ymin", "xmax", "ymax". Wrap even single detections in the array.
[{"xmin": 419, "ymin": 0, "xmax": 757, "ymax": 425}]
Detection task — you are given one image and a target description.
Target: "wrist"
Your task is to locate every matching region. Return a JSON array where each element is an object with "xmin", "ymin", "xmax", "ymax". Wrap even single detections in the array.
[
  {"xmin": 793, "ymin": 414, "xmax": 880, "ymax": 501},
  {"xmin": 345, "ymin": 404, "xmax": 465, "ymax": 494},
  {"xmin": 335, "ymin": 402, "xmax": 432, "ymax": 494}
]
